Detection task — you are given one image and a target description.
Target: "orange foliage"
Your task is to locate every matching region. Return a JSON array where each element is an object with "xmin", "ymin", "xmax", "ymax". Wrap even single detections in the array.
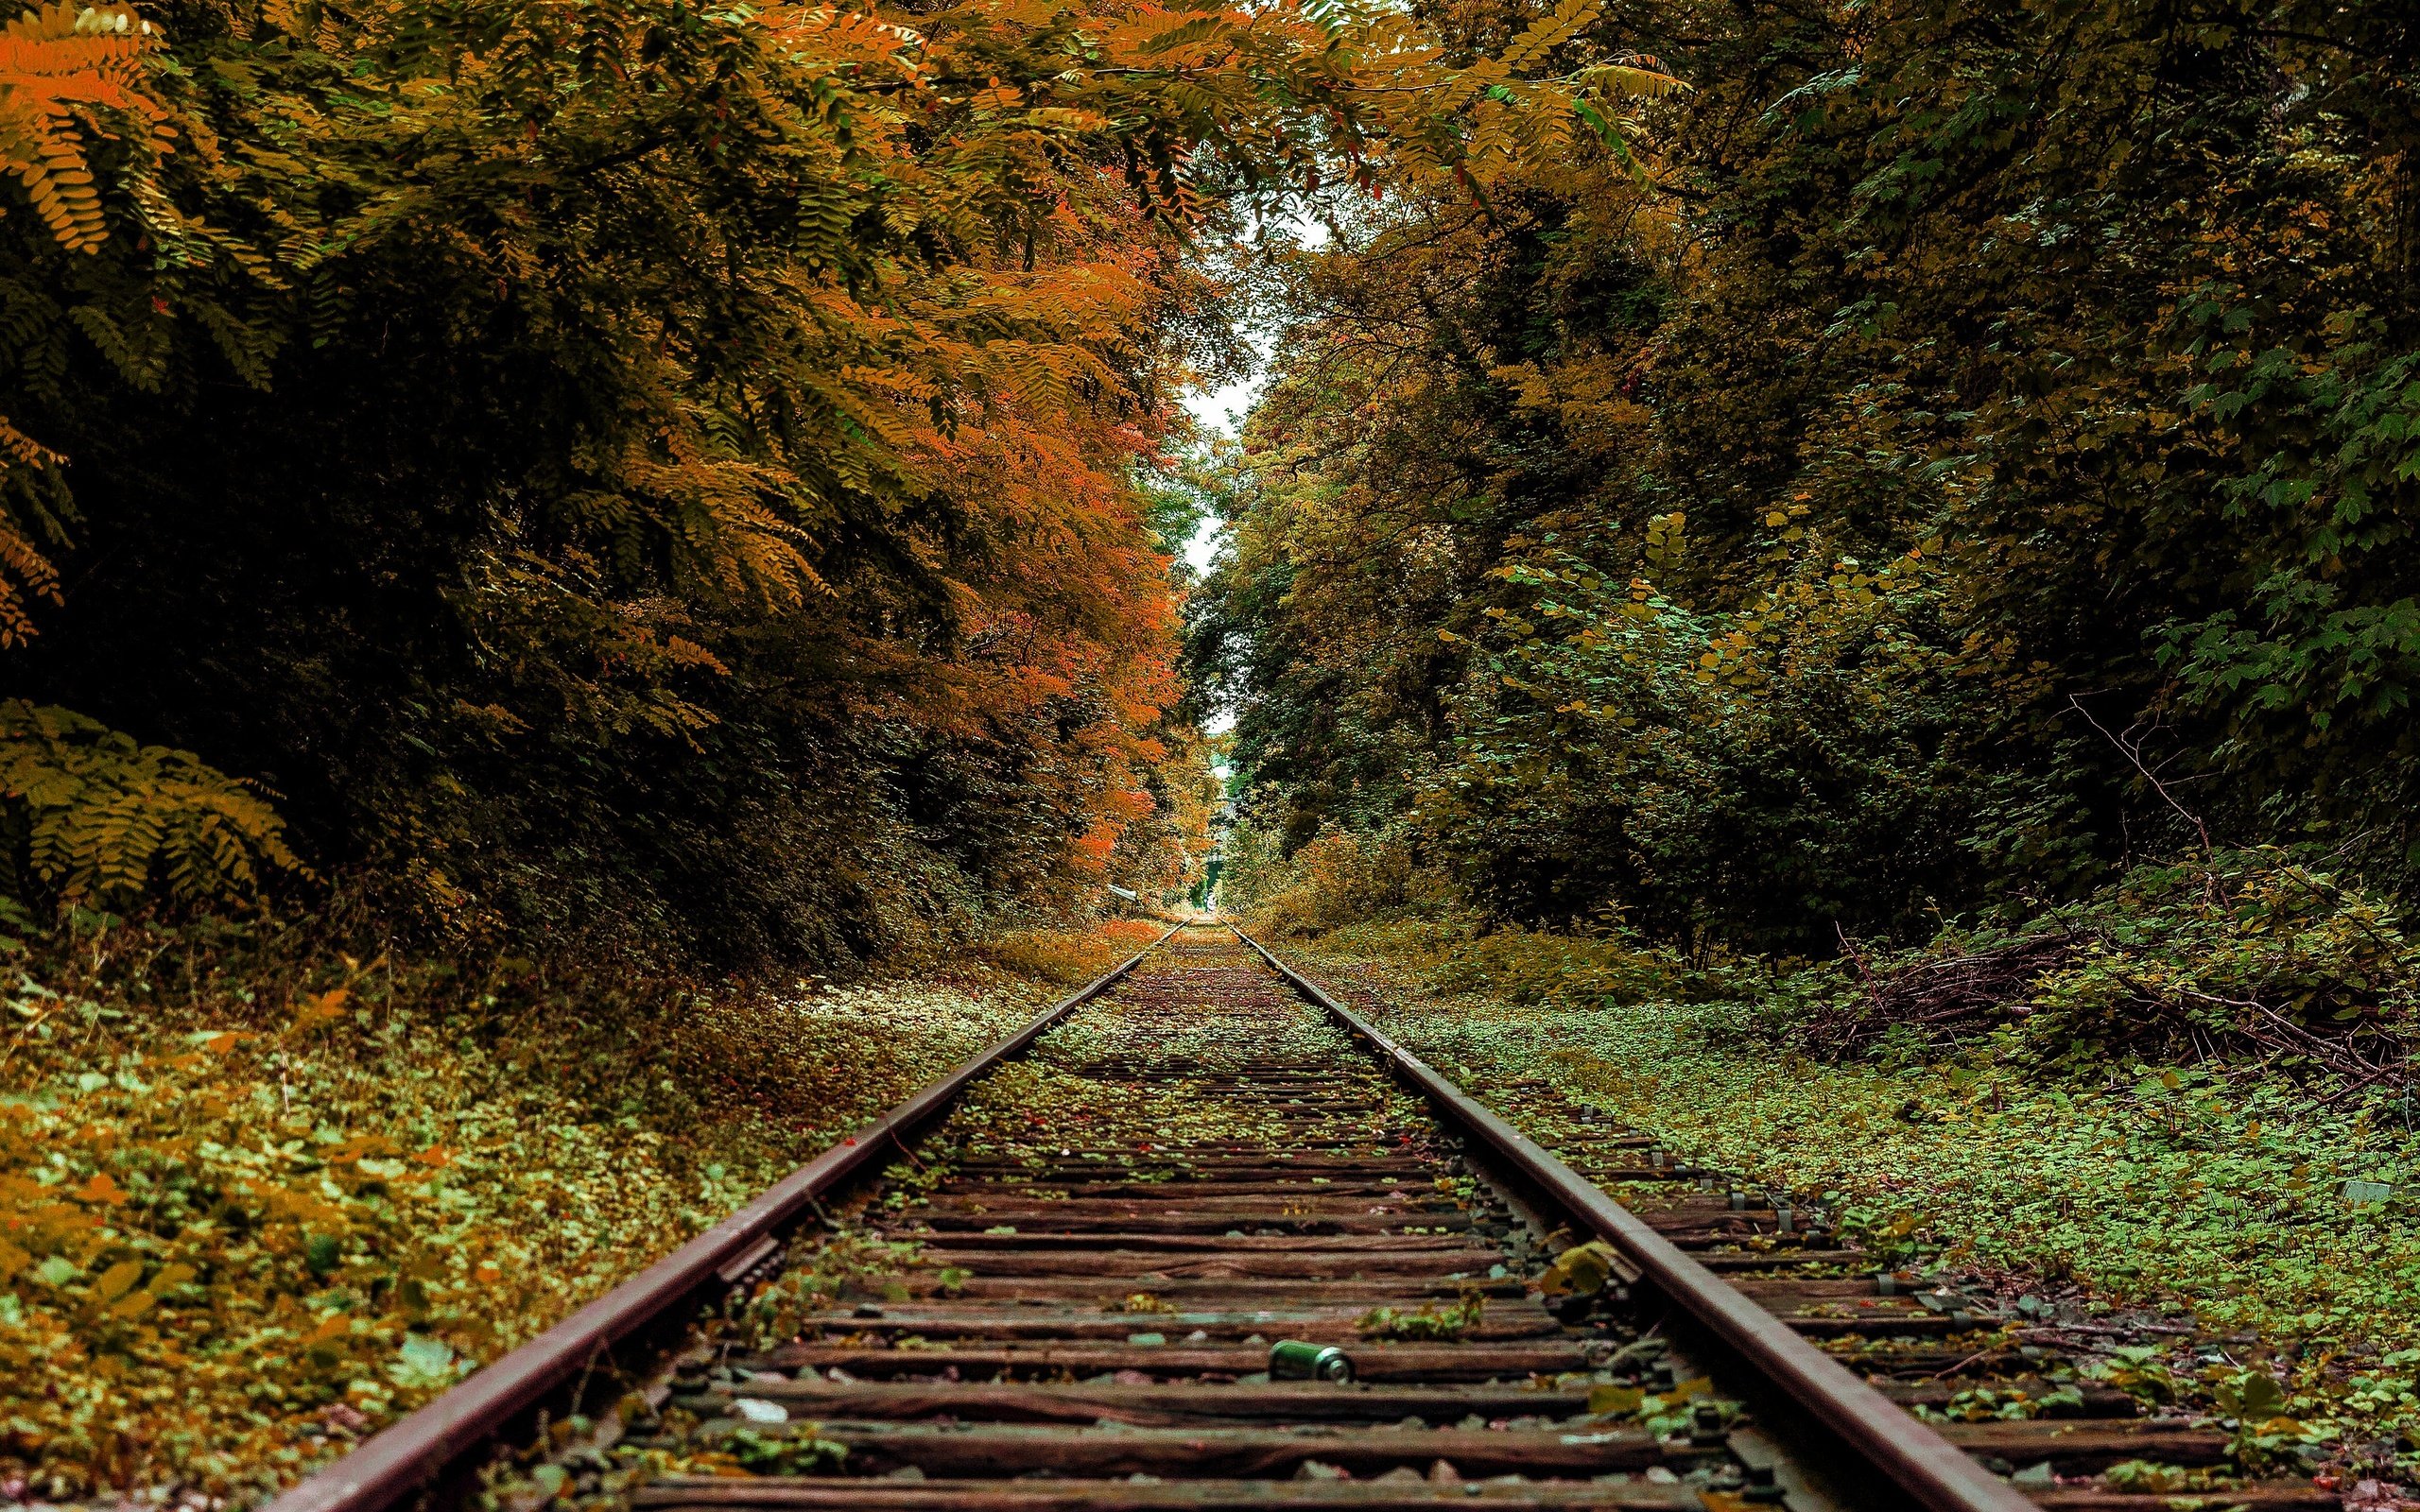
[{"xmin": 0, "ymin": 1, "xmax": 166, "ymax": 253}]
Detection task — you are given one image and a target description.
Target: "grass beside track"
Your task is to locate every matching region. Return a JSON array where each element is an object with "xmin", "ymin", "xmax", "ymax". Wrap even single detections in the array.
[
  {"xmin": 1268, "ymin": 926, "xmax": 2420, "ymax": 1481},
  {"xmin": 0, "ymin": 912, "xmax": 1166, "ymax": 1505}
]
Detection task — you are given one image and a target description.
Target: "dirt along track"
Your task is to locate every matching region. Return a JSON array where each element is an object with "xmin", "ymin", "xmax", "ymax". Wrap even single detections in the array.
[{"xmin": 285, "ymin": 925, "xmax": 2342, "ymax": 1512}]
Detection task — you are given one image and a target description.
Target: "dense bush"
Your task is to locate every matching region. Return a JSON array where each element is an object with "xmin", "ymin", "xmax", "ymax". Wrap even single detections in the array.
[
  {"xmin": 968, "ymin": 917, "xmax": 1170, "ymax": 987},
  {"xmin": 1219, "ymin": 824, "xmax": 1436, "ymax": 937}
]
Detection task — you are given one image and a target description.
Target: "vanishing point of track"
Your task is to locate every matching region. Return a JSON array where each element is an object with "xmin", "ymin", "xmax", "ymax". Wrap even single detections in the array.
[{"xmin": 267, "ymin": 925, "xmax": 2336, "ymax": 1512}]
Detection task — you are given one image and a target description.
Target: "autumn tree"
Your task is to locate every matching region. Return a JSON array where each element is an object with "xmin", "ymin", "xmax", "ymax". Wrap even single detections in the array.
[{"xmin": 0, "ymin": 0, "xmax": 1651, "ymax": 958}]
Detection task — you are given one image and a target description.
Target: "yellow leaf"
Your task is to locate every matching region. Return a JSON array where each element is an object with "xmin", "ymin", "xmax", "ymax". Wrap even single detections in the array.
[
  {"xmin": 1583, "ymin": 61, "xmax": 1690, "ymax": 99},
  {"xmin": 95, "ymin": 1258, "xmax": 144, "ymax": 1301},
  {"xmin": 1536, "ymin": 1240, "xmax": 1621, "ymax": 1297}
]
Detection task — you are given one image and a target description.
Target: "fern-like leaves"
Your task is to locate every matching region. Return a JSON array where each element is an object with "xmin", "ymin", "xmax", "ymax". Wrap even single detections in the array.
[
  {"xmin": 0, "ymin": 413, "xmax": 67, "ymax": 645},
  {"xmin": 0, "ymin": 1, "xmax": 166, "ymax": 254},
  {"xmin": 0, "ymin": 701, "xmax": 310, "ymax": 909}
]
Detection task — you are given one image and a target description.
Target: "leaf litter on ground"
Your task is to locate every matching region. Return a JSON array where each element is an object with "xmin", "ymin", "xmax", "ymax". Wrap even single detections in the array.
[{"xmin": 0, "ymin": 911, "xmax": 1165, "ymax": 1503}]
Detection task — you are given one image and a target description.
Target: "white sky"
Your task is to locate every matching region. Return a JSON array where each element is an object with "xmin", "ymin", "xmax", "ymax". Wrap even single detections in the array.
[
  {"xmin": 1177, "ymin": 360, "xmax": 1257, "ymax": 579},
  {"xmin": 1183, "ymin": 370, "xmax": 1267, "ymax": 451}
]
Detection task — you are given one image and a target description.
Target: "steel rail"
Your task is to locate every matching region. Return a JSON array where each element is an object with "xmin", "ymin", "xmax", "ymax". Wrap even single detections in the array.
[
  {"xmin": 268, "ymin": 923, "xmax": 1183, "ymax": 1512},
  {"xmin": 1229, "ymin": 923, "xmax": 2039, "ymax": 1512}
]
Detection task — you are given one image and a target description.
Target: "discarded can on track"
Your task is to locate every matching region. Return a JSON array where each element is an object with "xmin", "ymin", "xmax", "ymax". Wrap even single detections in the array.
[{"xmin": 1269, "ymin": 1339, "xmax": 1355, "ymax": 1383}]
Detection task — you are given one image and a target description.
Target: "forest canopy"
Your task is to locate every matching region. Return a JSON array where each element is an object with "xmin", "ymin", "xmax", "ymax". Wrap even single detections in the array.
[
  {"xmin": 1192, "ymin": 0, "xmax": 2420, "ymax": 955},
  {"xmin": 9, "ymin": 0, "xmax": 2411, "ymax": 968}
]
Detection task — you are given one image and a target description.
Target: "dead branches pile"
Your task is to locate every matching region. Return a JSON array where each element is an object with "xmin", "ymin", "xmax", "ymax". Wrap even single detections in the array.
[{"xmin": 1800, "ymin": 929, "xmax": 2084, "ymax": 1058}]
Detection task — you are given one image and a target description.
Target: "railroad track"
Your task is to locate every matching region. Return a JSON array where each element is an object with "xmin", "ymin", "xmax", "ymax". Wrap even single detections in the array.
[{"xmin": 269, "ymin": 924, "xmax": 2337, "ymax": 1512}]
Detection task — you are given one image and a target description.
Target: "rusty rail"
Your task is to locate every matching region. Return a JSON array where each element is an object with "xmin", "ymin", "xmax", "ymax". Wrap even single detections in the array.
[
  {"xmin": 1228, "ymin": 922, "xmax": 2040, "ymax": 1512},
  {"xmin": 265, "ymin": 923, "xmax": 1182, "ymax": 1512}
]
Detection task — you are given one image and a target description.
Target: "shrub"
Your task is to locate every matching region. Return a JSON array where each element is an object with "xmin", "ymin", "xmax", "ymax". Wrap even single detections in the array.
[
  {"xmin": 969, "ymin": 917, "xmax": 1167, "ymax": 987},
  {"xmin": 1230, "ymin": 826, "xmax": 1439, "ymax": 938},
  {"xmin": 0, "ymin": 702, "xmax": 307, "ymax": 910}
]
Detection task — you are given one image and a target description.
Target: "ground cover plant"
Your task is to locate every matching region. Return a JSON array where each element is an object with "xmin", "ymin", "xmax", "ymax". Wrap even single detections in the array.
[{"xmin": 0, "ymin": 906, "xmax": 1162, "ymax": 1503}]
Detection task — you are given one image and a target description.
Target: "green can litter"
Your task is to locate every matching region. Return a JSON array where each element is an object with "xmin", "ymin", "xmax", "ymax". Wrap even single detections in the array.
[{"xmin": 1268, "ymin": 1339, "xmax": 1355, "ymax": 1383}]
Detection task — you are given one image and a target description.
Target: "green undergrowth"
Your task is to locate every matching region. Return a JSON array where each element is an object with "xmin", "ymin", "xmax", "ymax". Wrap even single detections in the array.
[
  {"xmin": 0, "ymin": 906, "xmax": 1149, "ymax": 1503},
  {"xmin": 1254, "ymin": 850, "xmax": 2420, "ymax": 1471},
  {"xmin": 1293, "ymin": 913, "xmax": 1709, "ymax": 1006}
]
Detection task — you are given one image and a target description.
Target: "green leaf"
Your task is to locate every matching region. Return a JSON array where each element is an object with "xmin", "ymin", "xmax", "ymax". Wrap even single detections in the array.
[
  {"xmin": 389, "ymin": 1332, "xmax": 458, "ymax": 1387},
  {"xmin": 304, "ymin": 1233, "xmax": 343, "ymax": 1277},
  {"xmin": 2221, "ymin": 1372, "xmax": 2287, "ymax": 1418}
]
